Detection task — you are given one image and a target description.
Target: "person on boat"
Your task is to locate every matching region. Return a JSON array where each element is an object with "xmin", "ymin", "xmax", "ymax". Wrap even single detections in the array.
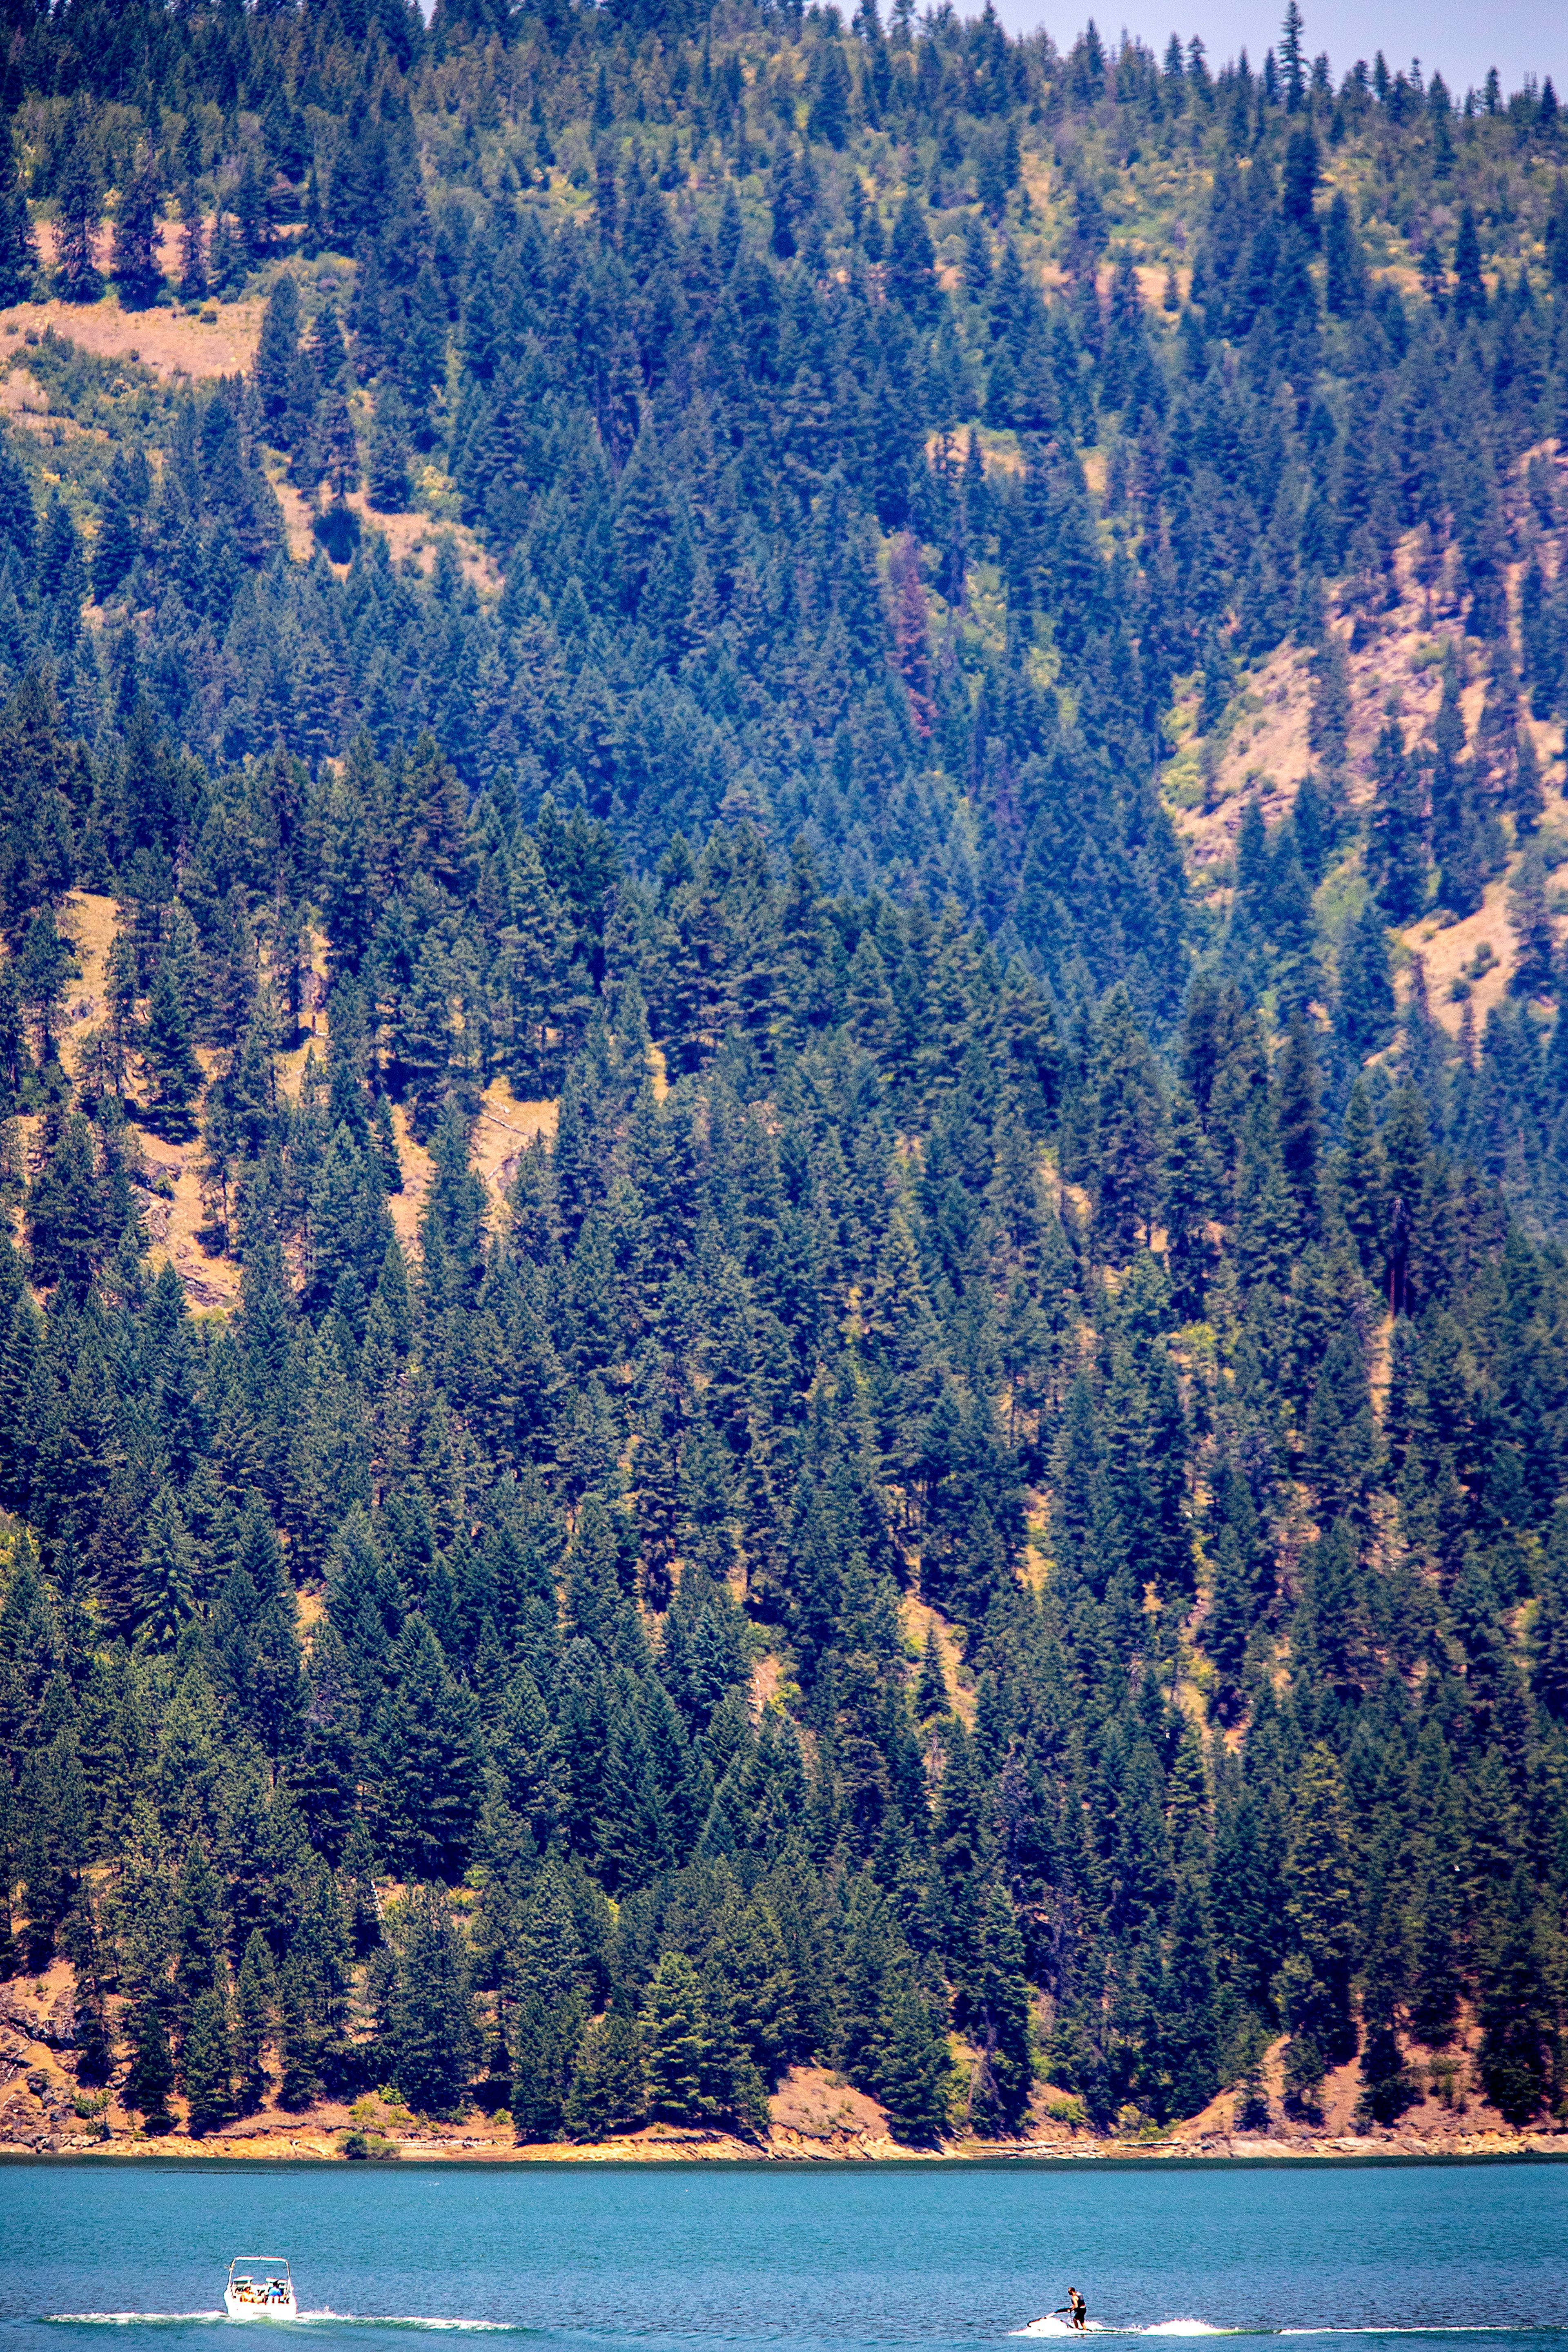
[{"xmin": 1067, "ymin": 2290, "xmax": 1087, "ymax": 2332}]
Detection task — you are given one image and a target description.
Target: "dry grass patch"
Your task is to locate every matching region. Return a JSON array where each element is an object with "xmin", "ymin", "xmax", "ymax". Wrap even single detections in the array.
[
  {"xmin": 768, "ymin": 2065, "xmax": 889, "ymax": 2146},
  {"xmin": 57, "ymin": 889, "xmax": 116, "ymax": 1053},
  {"xmin": 340, "ymin": 494, "xmax": 503, "ymax": 595},
  {"xmin": 1399, "ymin": 873, "xmax": 1521, "ymax": 1037},
  {"xmin": 901, "ymin": 1589, "xmax": 973, "ymax": 1724},
  {"xmin": 0, "ymin": 363, "xmax": 105, "ymax": 441},
  {"xmin": 270, "ymin": 463, "xmax": 502, "ymax": 594},
  {"xmin": 385, "ymin": 1103, "xmax": 437, "ymax": 1261},
  {"xmin": 471, "ymin": 1076, "xmax": 557, "ymax": 1202},
  {"xmin": 0, "ymin": 285, "xmax": 265, "ymax": 385},
  {"xmin": 749, "ymin": 1653, "xmax": 784, "ymax": 1713}
]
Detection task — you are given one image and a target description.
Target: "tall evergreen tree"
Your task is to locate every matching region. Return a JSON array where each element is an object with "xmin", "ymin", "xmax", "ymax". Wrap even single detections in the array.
[
  {"xmin": 1366, "ymin": 716, "xmax": 1427, "ymax": 923},
  {"xmin": 181, "ymin": 1982, "xmax": 234, "ymax": 2134},
  {"xmin": 54, "ymin": 102, "xmax": 103, "ymax": 302},
  {"xmin": 111, "ymin": 147, "xmax": 163, "ymax": 307},
  {"xmin": 125, "ymin": 1998, "xmax": 175, "ymax": 2128},
  {"xmin": 388, "ymin": 1884, "xmax": 479, "ymax": 2118},
  {"xmin": 0, "ymin": 112, "xmax": 37, "ymax": 304}
]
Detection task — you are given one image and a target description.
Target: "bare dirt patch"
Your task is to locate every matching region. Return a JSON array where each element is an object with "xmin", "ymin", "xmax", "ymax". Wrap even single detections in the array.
[
  {"xmin": 0, "ymin": 363, "xmax": 106, "ymax": 440},
  {"xmin": 472, "ymin": 1078, "xmax": 557, "ymax": 1199},
  {"xmin": 1405, "ymin": 875, "xmax": 1520, "ymax": 1036},
  {"xmin": 0, "ymin": 290, "xmax": 264, "ymax": 385},
  {"xmin": 385, "ymin": 1103, "xmax": 437, "ymax": 1261},
  {"xmin": 1168, "ymin": 491, "xmax": 1568, "ymax": 1038},
  {"xmin": 768, "ymin": 2065, "xmax": 894, "ymax": 2153},
  {"xmin": 34, "ymin": 901, "xmax": 554, "ymax": 1299},
  {"xmin": 901, "ymin": 1589, "xmax": 973, "ymax": 1724},
  {"xmin": 269, "ymin": 463, "xmax": 503, "ymax": 594},
  {"xmin": 343, "ymin": 491, "xmax": 503, "ymax": 594},
  {"xmin": 58, "ymin": 888, "xmax": 115, "ymax": 1022},
  {"xmin": 749, "ymin": 1653, "xmax": 784, "ymax": 1712},
  {"xmin": 142, "ymin": 1137, "xmax": 241, "ymax": 1310},
  {"xmin": 7, "ymin": 217, "xmax": 280, "ymax": 380},
  {"xmin": 383, "ymin": 1080, "xmax": 555, "ymax": 1259}
]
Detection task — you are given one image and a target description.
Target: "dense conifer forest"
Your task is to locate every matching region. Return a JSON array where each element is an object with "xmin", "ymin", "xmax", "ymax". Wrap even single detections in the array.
[{"xmin": 2, "ymin": 0, "xmax": 1568, "ymax": 2154}]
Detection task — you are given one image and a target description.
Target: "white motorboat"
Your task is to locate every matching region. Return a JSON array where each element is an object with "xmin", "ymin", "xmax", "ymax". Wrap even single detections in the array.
[{"xmin": 224, "ymin": 2258, "xmax": 297, "ymax": 2322}]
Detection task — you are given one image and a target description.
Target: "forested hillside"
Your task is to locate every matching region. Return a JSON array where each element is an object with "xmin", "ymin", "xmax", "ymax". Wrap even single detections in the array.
[{"xmin": 2, "ymin": 0, "xmax": 1568, "ymax": 2156}]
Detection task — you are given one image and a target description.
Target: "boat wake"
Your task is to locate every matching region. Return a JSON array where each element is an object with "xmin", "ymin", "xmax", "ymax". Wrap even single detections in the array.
[
  {"xmin": 47, "ymin": 2321, "xmax": 519, "ymax": 2335},
  {"xmin": 1014, "ymin": 2326, "xmax": 1232, "ymax": 2340},
  {"xmin": 1012, "ymin": 2327, "xmax": 1558, "ymax": 2341},
  {"xmin": 298, "ymin": 2321, "xmax": 517, "ymax": 2334}
]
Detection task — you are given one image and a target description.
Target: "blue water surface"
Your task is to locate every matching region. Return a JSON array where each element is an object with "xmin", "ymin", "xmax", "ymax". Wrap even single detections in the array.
[{"xmin": 4, "ymin": 2159, "xmax": 1565, "ymax": 2352}]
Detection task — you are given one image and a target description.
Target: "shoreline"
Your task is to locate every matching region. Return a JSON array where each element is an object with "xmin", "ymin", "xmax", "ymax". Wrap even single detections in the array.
[
  {"xmin": 8, "ymin": 1998, "xmax": 1564, "ymax": 2173},
  {"xmin": 7, "ymin": 2126, "xmax": 1568, "ymax": 2166}
]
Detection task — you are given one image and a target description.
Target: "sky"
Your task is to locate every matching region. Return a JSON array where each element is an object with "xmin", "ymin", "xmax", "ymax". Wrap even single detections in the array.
[{"xmin": 983, "ymin": 0, "xmax": 1567, "ymax": 100}]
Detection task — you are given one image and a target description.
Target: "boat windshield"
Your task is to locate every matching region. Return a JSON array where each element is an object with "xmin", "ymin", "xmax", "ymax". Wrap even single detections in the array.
[{"xmin": 229, "ymin": 2260, "xmax": 292, "ymax": 2298}]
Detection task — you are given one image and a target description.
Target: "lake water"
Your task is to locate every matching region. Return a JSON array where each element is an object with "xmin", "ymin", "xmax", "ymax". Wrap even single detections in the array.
[{"xmin": 4, "ymin": 2160, "xmax": 1565, "ymax": 2352}]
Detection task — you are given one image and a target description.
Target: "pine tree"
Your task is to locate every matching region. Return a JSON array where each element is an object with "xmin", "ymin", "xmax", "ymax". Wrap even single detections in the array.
[
  {"xmin": 1508, "ymin": 848, "xmax": 1555, "ymax": 998},
  {"xmin": 277, "ymin": 1876, "xmax": 352, "ymax": 2111},
  {"xmin": 564, "ymin": 2009, "xmax": 647, "ymax": 2141},
  {"xmin": 1477, "ymin": 1867, "xmax": 1555, "ymax": 2122},
  {"xmin": 1336, "ymin": 900, "xmax": 1395, "ymax": 1063},
  {"xmin": 1162, "ymin": 1085, "xmax": 1218, "ymax": 1316},
  {"xmin": 963, "ymin": 1880, "xmax": 1033, "ymax": 2134},
  {"xmin": 1366, "ymin": 715, "xmax": 1427, "ymax": 923},
  {"xmin": 641, "ymin": 1951, "xmax": 711, "ymax": 2123},
  {"xmin": 316, "ymin": 387, "xmax": 361, "ymax": 503},
  {"xmin": 1205, "ymin": 1529, "xmax": 1252, "ymax": 1722},
  {"xmin": 111, "ymin": 147, "xmax": 163, "ymax": 307},
  {"xmin": 93, "ymin": 453, "xmax": 142, "ymax": 603},
  {"xmin": 389, "ymin": 1883, "xmax": 479, "ymax": 2118},
  {"xmin": 1355, "ymin": 1882, "xmax": 1417, "ymax": 2127},
  {"xmin": 182, "ymin": 1982, "xmax": 234, "ymax": 2134},
  {"xmin": 0, "ymin": 113, "xmax": 37, "ymax": 305},
  {"xmin": 25, "ymin": 1110, "xmax": 108, "ymax": 1297},
  {"xmin": 1452, "ymin": 204, "xmax": 1486, "ymax": 326},
  {"xmin": 208, "ymin": 210, "xmax": 241, "ymax": 293},
  {"xmin": 135, "ymin": 1487, "xmax": 197, "ymax": 1650},
  {"xmin": 76, "ymin": 1978, "xmax": 114, "ymax": 2089},
  {"xmin": 312, "ymin": 302, "xmax": 350, "ymax": 390},
  {"xmin": 1275, "ymin": 1009, "xmax": 1321, "ymax": 1236},
  {"xmin": 511, "ymin": 1980, "xmax": 585, "ymax": 2144},
  {"xmin": 886, "ymin": 192, "xmax": 937, "ymax": 319},
  {"xmin": 54, "ymin": 102, "xmax": 103, "ymax": 302},
  {"xmin": 915, "ymin": 1627, "xmax": 949, "ymax": 1722},
  {"xmin": 876, "ymin": 1973, "xmax": 952, "ymax": 2145},
  {"xmin": 808, "ymin": 44, "xmax": 852, "ymax": 148},
  {"xmin": 1407, "ymin": 1852, "xmax": 1461, "ymax": 2051},
  {"xmin": 234, "ymin": 1927, "xmax": 277, "ymax": 2110},
  {"xmin": 369, "ymin": 1618, "xmax": 484, "ymax": 1878},
  {"xmin": 1163, "ymin": 1875, "xmax": 1221, "ymax": 2119},
  {"xmin": 234, "ymin": 148, "xmax": 270, "ymax": 263},
  {"xmin": 285, "ymin": 340, "xmax": 322, "ymax": 477},
  {"xmin": 368, "ymin": 385, "xmax": 413, "ymax": 511},
  {"xmin": 1280, "ymin": 1743, "xmax": 1359, "ymax": 2088},
  {"xmin": 141, "ymin": 953, "xmax": 203, "ymax": 1139},
  {"xmin": 125, "ymin": 1998, "xmax": 175, "ymax": 2127},
  {"xmin": 254, "ymin": 274, "xmax": 300, "ymax": 427},
  {"xmin": 1091, "ymin": 986, "xmax": 1165, "ymax": 1258},
  {"xmin": 1511, "ymin": 730, "xmax": 1545, "ymax": 834},
  {"xmin": 1279, "ymin": 1, "xmax": 1306, "ymax": 109},
  {"xmin": 178, "ymin": 183, "xmax": 207, "ymax": 300}
]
